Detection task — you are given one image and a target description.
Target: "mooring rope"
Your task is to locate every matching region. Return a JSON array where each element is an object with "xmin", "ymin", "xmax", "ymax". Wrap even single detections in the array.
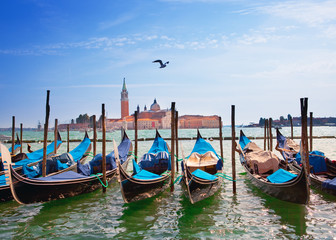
[
  {"xmin": 215, "ymin": 172, "xmax": 237, "ymax": 182},
  {"xmin": 174, "ymin": 174, "xmax": 183, "ymax": 184},
  {"xmin": 92, "ymin": 173, "xmax": 108, "ymax": 188}
]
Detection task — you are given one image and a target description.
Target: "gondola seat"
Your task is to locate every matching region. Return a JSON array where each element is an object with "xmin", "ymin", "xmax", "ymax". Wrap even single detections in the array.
[
  {"xmin": 266, "ymin": 169, "xmax": 297, "ymax": 183},
  {"xmin": 192, "ymin": 169, "xmax": 218, "ymax": 181}
]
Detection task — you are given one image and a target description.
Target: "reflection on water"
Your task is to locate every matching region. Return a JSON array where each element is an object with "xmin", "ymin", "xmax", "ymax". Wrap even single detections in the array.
[
  {"xmin": 177, "ymin": 191, "xmax": 220, "ymax": 239},
  {"xmin": 245, "ymin": 180, "xmax": 307, "ymax": 238}
]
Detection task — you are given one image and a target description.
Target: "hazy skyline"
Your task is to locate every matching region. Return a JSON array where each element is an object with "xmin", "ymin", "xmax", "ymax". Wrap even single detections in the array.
[{"xmin": 1, "ymin": 0, "xmax": 336, "ymax": 128}]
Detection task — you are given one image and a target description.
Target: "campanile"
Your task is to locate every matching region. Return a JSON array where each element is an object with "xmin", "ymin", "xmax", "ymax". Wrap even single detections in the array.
[{"xmin": 121, "ymin": 78, "xmax": 129, "ymax": 118}]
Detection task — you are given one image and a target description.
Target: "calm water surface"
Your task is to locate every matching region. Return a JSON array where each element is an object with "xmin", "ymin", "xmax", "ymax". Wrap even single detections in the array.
[{"xmin": 1, "ymin": 127, "xmax": 336, "ymax": 239}]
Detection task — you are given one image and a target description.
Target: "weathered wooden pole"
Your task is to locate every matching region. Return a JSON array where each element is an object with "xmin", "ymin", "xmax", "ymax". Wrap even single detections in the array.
[
  {"xmin": 67, "ymin": 124, "xmax": 70, "ymax": 153},
  {"xmin": 219, "ymin": 116, "xmax": 224, "ymax": 168},
  {"xmin": 93, "ymin": 115, "xmax": 97, "ymax": 156},
  {"xmin": 175, "ymin": 110, "xmax": 179, "ymax": 172},
  {"xmin": 11, "ymin": 116, "xmax": 15, "ymax": 155},
  {"xmin": 121, "ymin": 127, "xmax": 125, "ymax": 140},
  {"xmin": 264, "ymin": 119, "xmax": 267, "ymax": 151},
  {"xmin": 269, "ymin": 118, "xmax": 273, "ymax": 151},
  {"xmin": 42, "ymin": 90, "xmax": 50, "ymax": 177},
  {"xmin": 170, "ymin": 102, "xmax": 175, "ymax": 192},
  {"xmin": 134, "ymin": 110, "xmax": 138, "ymax": 162},
  {"xmin": 310, "ymin": 112, "xmax": 313, "ymax": 152},
  {"xmin": 300, "ymin": 98, "xmax": 310, "ymax": 203},
  {"xmin": 20, "ymin": 123, "xmax": 23, "ymax": 153},
  {"xmin": 265, "ymin": 119, "xmax": 269, "ymax": 150},
  {"xmin": 102, "ymin": 104, "xmax": 107, "ymax": 193},
  {"xmin": 54, "ymin": 119, "xmax": 58, "ymax": 154},
  {"xmin": 290, "ymin": 115, "xmax": 294, "ymax": 140},
  {"xmin": 231, "ymin": 105, "xmax": 236, "ymax": 194}
]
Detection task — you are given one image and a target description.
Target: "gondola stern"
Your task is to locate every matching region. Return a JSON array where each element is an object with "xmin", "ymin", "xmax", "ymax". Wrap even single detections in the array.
[
  {"xmin": 155, "ymin": 129, "xmax": 161, "ymax": 138},
  {"xmin": 196, "ymin": 129, "xmax": 202, "ymax": 139}
]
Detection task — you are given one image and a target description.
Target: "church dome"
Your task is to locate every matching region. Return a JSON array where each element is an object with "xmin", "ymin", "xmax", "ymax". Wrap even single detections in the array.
[{"xmin": 150, "ymin": 98, "xmax": 160, "ymax": 111}]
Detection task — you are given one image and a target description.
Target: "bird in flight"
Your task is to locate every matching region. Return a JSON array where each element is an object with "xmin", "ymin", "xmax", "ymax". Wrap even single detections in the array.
[{"xmin": 152, "ymin": 60, "xmax": 169, "ymax": 68}]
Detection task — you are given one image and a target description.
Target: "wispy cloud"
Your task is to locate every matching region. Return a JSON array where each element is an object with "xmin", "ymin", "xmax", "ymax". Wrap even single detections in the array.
[
  {"xmin": 99, "ymin": 14, "xmax": 136, "ymax": 30},
  {"xmin": 62, "ymin": 83, "xmax": 174, "ymax": 89},
  {"xmin": 0, "ymin": 33, "xmax": 230, "ymax": 56},
  {"xmin": 248, "ymin": 0, "xmax": 336, "ymax": 27}
]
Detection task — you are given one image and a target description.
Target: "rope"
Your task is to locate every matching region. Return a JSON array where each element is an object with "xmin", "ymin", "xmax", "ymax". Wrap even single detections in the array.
[
  {"xmin": 86, "ymin": 151, "xmax": 95, "ymax": 157},
  {"xmin": 92, "ymin": 173, "xmax": 108, "ymax": 188},
  {"xmin": 215, "ymin": 172, "xmax": 237, "ymax": 182},
  {"xmin": 129, "ymin": 151, "xmax": 139, "ymax": 159},
  {"xmin": 174, "ymin": 175, "xmax": 183, "ymax": 184},
  {"xmin": 160, "ymin": 170, "xmax": 170, "ymax": 176}
]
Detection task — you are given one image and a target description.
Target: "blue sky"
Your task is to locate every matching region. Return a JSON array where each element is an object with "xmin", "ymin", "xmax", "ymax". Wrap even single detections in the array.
[{"xmin": 1, "ymin": 0, "xmax": 336, "ymax": 128}]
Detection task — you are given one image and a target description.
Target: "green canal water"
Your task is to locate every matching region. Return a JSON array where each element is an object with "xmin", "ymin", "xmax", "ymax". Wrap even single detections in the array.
[{"xmin": 1, "ymin": 127, "xmax": 336, "ymax": 239}]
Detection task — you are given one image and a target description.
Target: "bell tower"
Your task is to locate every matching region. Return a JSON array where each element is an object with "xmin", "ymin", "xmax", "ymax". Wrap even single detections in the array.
[{"xmin": 121, "ymin": 78, "xmax": 129, "ymax": 118}]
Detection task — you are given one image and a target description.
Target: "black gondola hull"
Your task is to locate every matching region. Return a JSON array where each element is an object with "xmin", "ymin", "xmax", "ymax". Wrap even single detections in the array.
[
  {"xmin": 9, "ymin": 159, "xmax": 129, "ymax": 204},
  {"xmin": 241, "ymin": 157, "xmax": 309, "ymax": 204},
  {"xmin": 289, "ymin": 162, "xmax": 336, "ymax": 196},
  {"xmin": 117, "ymin": 161, "xmax": 170, "ymax": 203},
  {"xmin": 180, "ymin": 174, "xmax": 221, "ymax": 204}
]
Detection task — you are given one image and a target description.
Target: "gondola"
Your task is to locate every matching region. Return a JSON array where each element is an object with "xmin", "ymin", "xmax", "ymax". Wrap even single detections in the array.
[
  {"xmin": 0, "ymin": 132, "xmax": 91, "ymax": 202},
  {"xmin": 276, "ymin": 129, "xmax": 336, "ymax": 196},
  {"xmin": 0, "ymin": 133, "xmax": 23, "ymax": 162},
  {"xmin": 180, "ymin": 130, "xmax": 223, "ymax": 204},
  {"xmin": 2, "ymin": 131, "xmax": 63, "ymax": 174},
  {"xmin": 115, "ymin": 130, "xmax": 171, "ymax": 203},
  {"xmin": 8, "ymin": 133, "xmax": 21, "ymax": 155},
  {"xmin": 238, "ymin": 130, "xmax": 309, "ymax": 204},
  {"xmin": 2, "ymin": 131, "xmax": 132, "ymax": 204}
]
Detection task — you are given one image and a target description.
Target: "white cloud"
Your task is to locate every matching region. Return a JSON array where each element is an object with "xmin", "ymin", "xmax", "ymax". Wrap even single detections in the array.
[
  {"xmin": 253, "ymin": 0, "xmax": 336, "ymax": 27},
  {"xmin": 64, "ymin": 83, "xmax": 174, "ymax": 89},
  {"xmin": 99, "ymin": 14, "xmax": 136, "ymax": 30}
]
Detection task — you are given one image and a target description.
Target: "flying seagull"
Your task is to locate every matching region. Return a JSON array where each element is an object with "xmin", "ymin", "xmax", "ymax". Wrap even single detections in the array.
[{"xmin": 152, "ymin": 60, "xmax": 169, "ymax": 68}]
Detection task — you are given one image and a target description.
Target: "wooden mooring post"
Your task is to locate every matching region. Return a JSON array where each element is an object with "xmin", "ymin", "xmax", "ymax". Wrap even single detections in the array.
[
  {"xmin": 266, "ymin": 119, "xmax": 270, "ymax": 150},
  {"xmin": 219, "ymin": 116, "xmax": 224, "ymax": 167},
  {"xmin": 264, "ymin": 119, "xmax": 268, "ymax": 151},
  {"xmin": 175, "ymin": 110, "xmax": 179, "ymax": 172},
  {"xmin": 300, "ymin": 97, "xmax": 310, "ymax": 202},
  {"xmin": 54, "ymin": 119, "xmax": 58, "ymax": 154},
  {"xmin": 310, "ymin": 112, "xmax": 313, "ymax": 152},
  {"xmin": 170, "ymin": 102, "xmax": 175, "ymax": 192},
  {"xmin": 11, "ymin": 116, "xmax": 15, "ymax": 155},
  {"xmin": 290, "ymin": 115, "xmax": 294, "ymax": 140},
  {"xmin": 67, "ymin": 124, "xmax": 70, "ymax": 153},
  {"xmin": 269, "ymin": 118, "xmax": 273, "ymax": 151},
  {"xmin": 134, "ymin": 110, "xmax": 138, "ymax": 162},
  {"xmin": 231, "ymin": 105, "xmax": 236, "ymax": 194},
  {"xmin": 42, "ymin": 90, "xmax": 50, "ymax": 177},
  {"xmin": 102, "ymin": 104, "xmax": 107, "ymax": 193},
  {"xmin": 93, "ymin": 115, "xmax": 97, "ymax": 156},
  {"xmin": 20, "ymin": 123, "xmax": 23, "ymax": 153}
]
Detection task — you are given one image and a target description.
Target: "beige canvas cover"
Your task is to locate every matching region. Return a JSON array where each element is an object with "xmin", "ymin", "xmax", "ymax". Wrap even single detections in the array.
[
  {"xmin": 187, "ymin": 151, "xmax": 218, "ymax": 167},
  {"xmin": 243, "ymin": 142, "xmax": 279, "ymax": 174},
  {"xmin": 286, "ymin": 139, "xmax": 300, "ymax": 153}
]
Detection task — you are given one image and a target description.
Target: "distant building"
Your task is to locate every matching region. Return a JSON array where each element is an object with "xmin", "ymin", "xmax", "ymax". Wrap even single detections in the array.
[
  {"xmin": 179, "ymin": 115, "xmax": 220, "ymax": 129},
  {"xmin": 121, "ymin": 78, "xmax": 129, "ymax": 119},
  {"xmin": 61, "ymin": 78, "xmax": 222, "ymax": 131}
]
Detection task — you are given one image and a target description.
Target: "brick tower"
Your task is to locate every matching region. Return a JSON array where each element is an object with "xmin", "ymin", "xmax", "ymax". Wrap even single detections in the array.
[{"xmin": 121, "ymin": 78, "xmax": 129, "ymax": 119}]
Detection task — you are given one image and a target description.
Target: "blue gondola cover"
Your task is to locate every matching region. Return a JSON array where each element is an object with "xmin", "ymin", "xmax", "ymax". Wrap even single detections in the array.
[
  {"xmin": 138, "ymin": 135, "xmax": 171, "ymax": 170},
  {"xmin": 322, "ymin": 177, "xmax": 336, "ymax": 191},
  {"xmin": 192, "ymin": 169, "xmax": 218, "ymax": 181},
  {"xmin": 77, "ymin": 136, "xmax": 131, "ymax": 176},
  {"xmin": 296, "ymin": 151, "xmax": 327, "ymax": 174},
  {"xmin": 267, "ymin": 168, "xmax": 297, "ymax": 183}
]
